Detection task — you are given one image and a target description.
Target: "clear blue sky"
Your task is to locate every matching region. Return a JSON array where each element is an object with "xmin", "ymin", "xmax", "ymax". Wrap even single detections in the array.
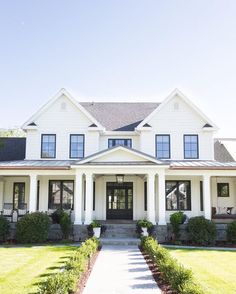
[{"xmin": 0, "ymin": 0, "xmax": 235, "ymax": 137}]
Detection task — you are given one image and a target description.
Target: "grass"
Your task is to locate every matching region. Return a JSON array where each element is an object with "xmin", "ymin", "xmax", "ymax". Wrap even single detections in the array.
[
  {"xmin": 167, "ymin": 248, "xmax": 236, "ymax": 294},
  {"xmin": 0, "ymin": 245, "xmax": 76, "ymax": 294}
]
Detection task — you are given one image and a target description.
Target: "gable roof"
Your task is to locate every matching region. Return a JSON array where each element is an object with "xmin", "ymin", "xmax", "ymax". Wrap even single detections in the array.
[
  {"xmin": 22, "ymin": 88, "xmax": 104, "ymax": 130},
  {"xmin": 74, "ymin": 145, "xmax": 166, "ymax": 165},
  {"xmin": 0, "ymin": 138, "xmax": 26, "ymax": 161},
  {"xmin": 214, "ymin": 139, "xmax": 236, "ymax": 162},
  {"xmin": 136, "ymin": 89, "xmax": 218, "ymax": 131},
  {"xmin": 80, "ymin": 102, "xmax": 159, "ymax": 131}
]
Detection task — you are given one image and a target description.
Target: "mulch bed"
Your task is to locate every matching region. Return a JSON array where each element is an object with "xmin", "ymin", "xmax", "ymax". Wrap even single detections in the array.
[
  {"xmin": 140, "ymin": 247, "xmax": 176, "ymax": 294},
  {"xmin": 75, "ymin": 248, "xmax": 101, "ymax": 294}
]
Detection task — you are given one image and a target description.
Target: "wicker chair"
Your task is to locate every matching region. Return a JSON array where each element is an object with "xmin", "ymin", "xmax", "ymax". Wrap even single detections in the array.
[
  {"xmin": 17, "ymin": 203, "xmax": 28, "ymax": 221},
  {"xmin": 1, "ymin": 203, "xmax": 14, "ymax": 222}
]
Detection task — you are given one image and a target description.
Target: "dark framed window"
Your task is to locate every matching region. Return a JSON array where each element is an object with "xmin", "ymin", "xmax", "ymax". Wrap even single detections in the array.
[
  {"xmin": 184, "ymin": 135, "xmax": 199, "ymax": 159},
  {"xmin": 166, "ymin": 181, "xmax": 191, "ymax": 210},
  {"xmin": 217, "ymin": 183, "xmax": 229, "ymax": 197},
  {"xmin": 144, "ymin": 181, "xmax": 147, "ymax": 211},
  {"xmin": 156, "ymin": 135, "xmax": 170, "ymax": 159},
  {"xmin": 48, "ymin": 180, "xmax": 74, "ymax": 210},
  {"xmin": 41, "ymin": 134, "xmax": 56, "ymax": 158},
  {"xmin": 108, "ymin": 139, "xmax": 132, "ymax": 148},
  {"xmin": 200, "ymin": 181, "xmax": 204, "ymax": 211},
  {"xmin": 13, "ymin": 182, "xmax": 25, "ymax": 210},
  {"xmin": 70, "ymin": 134, "xmax": 85, "ymax": 158}
]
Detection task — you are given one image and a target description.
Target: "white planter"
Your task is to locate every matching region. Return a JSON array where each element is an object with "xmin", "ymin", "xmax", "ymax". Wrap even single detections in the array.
[
  {"xmin": 142, "ymin": 227, "xmax": 149, "ymax": 237},
  {"xmin": 93, "ymin": 227, "xmax": 101, "ymax": 238}
]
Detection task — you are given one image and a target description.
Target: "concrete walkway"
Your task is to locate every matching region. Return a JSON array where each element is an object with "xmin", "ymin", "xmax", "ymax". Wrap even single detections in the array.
[{"xmin": 83, "ymin": 245, "xmax": 161, "ymax": 294}]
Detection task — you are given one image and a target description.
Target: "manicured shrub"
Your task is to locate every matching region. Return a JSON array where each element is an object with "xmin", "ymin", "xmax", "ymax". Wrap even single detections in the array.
[
  {"xmin": 0, "ymin": 215, "xmax": 10, "ymax": 242},
  {"xmin": 38, "ymin": 271, "xmax": 77, "ymax": 294},
  {"xmin": 170, "ymin": 211, "xmax": 186, "ymax": 241},
  {"xmin": 59, "ymin": 212, "xmax": 71, "ymax": 239},
  {"xmin": 141, "ymin": 237, "xmax": 204, "ymax": 294},
  {"xmin": 187, "ymin": 216, "xmax": 216, "ymax": 246},
  {"xmin": 16, "ymin": 212, "xmax": 51, "ymax": 243},
  {"xmin": 38, "ymin": 237, "xmax": 100, "ymax": 294},
  {"xmin": 227, "ymin": 220, "xmax": 236, "ymax": 244}
]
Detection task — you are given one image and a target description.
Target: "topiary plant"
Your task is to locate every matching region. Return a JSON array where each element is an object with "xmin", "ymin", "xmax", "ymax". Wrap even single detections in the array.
[
  {"xmin": 59, "ymin": 212, "xmax": 72, "ymax": 240},
  {"xmin": 227, "ymin": 220, "xmax": 236, "ymax": 244},
  {"xmin": 136, "ymin": 219, "xmax": 154, "ymax": 237},
  {"xmin": 187, "ymin": 216, "xmax": 216, "ymax": 246},
  {"xmin": 0, "ymin": 215, "xmax": 10, "ymax": 242},
  {"xmin": 16, "ymin": 212, "xmax": 51, "ymax": 243},
  {"xmin": 170, "ymin": 211, "xmax": 186, "ymax": 241}
]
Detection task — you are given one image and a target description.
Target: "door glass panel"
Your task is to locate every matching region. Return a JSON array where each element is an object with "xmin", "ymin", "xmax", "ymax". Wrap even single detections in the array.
[
  {"xmin": 62, "ymin": 182, "xmax": 74, "ymax": 209},
  {"xmin": 13, "ymin": 183, "xmax": 25, "ymax": 209},
  {"xmin": 128, "ymin": 188, "xmax": 133, "ymax": 209}
]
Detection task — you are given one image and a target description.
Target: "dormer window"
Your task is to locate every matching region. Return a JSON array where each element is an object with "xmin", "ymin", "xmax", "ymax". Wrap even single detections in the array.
[
  {"xmin": 41, "ymin": 134, "xmax": 56, "ymax": 158},
  {"xmin": 108, "ymin": 139, "xmax": 132, "ymax": 148}
]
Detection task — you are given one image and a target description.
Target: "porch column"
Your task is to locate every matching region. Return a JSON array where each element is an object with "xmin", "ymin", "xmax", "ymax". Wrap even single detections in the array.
[
  {"xmin": 84, "ymin": 172, "xmax": 93, "ymax": 225},
  {"xmin": 29, "ymin": 174, "xmax": 37, "ymax": 213},
  {"xmin": 203, "ymin": 174, "xmax": 211, "ymax": 220},
  {"xmin": 74, "ymin": 171, "xmax": 83, "ymax": 224},
  {"xmin": 158, "ymin": 170, "xmax": 166, "ymax": 225},
  {"xmin": 147, "ymin": 172, "xmax": 156, "ymax": 224}
]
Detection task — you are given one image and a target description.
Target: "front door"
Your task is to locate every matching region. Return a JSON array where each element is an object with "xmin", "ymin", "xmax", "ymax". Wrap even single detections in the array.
[{"xmin": 106, "ymin": 182, "xmax": 133, "ymax": 219}]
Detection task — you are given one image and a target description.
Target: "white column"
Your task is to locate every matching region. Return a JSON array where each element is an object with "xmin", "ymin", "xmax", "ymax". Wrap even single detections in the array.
[
  {"xmin": 147, "ymin": 172, "xmax": 156, "ymax": 224},
  {"xmin": 158, "ymin": 170, "xmax": 166, "ymax": 225},
  {"xmin": 203, "ymin": 174, "xmax": 211, "ymax": 220},
  {"xmin": 29, "ymin": 174, "xmax": 37, "ymax": 213},
  {"xmin": 74, "ymin": 171, "xmax": 83, "ymax": 224},
  {"xmin": 84, "ymin": 172, "xmax": 93, "ymax": 225}
]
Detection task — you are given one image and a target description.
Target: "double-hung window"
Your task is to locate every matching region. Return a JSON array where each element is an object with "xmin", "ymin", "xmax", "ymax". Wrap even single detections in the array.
[
  {"xmin": 70, "ymin": 134, "xmax": 85, "ymax": 158},
  {"xmin": 166, "ymin": 181, "xmax": 191, "ymax": 210},
  {"xmin": 184, "ymin": 135, "xmax": 199, "ymax": 159},
  {"xmin": 108, "ymin": 139, "xmax": 132, "ymax": 148},
  {"xmin": 156, "ymin": 135, "xmax": 170, "ymax": 159},
  {"xmin": 41, "ymin": 134, "xmax": 56, "ymax": 158}
]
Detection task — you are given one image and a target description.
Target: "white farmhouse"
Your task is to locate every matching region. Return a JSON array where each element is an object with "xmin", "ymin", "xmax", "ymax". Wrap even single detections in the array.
[{"xmin": 0, "ymin": 88, "xmax": 235, "ymax": 241}]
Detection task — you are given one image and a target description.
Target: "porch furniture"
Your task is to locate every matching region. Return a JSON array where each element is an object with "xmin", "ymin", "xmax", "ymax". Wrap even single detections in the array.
[
  {"xmin": 1, "ymin": 203, "xmax": 14, "ymax": 222},
  {"xmin": 17, "ymin": 203, "xmax": 28, "ymax": 221},
  {"xmin": 212, "ymin": 207, "xmax": 236, "ymax": 219}
]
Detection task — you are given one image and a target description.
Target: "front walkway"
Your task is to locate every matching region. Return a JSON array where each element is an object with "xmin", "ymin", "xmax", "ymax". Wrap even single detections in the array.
[{"xmin": 83, "ymin": 245, "xmax": 161, "ymax": 294}]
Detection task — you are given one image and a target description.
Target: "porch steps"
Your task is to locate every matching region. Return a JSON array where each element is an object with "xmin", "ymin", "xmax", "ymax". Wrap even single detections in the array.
[
  {"xmin": 100, "ymin": 237, "xmax": 140, "ymax": 246},
  {"xmin": 103, "ymin": 223, "xmax": 137, "ymax": 238}
]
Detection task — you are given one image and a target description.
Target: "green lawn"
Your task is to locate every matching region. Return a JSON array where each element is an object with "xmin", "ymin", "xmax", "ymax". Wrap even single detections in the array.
[
  {"xmin": 167, "ymin": 248, "xmax": 236, "ymax": 294},
  {"xmin": 0, "ymin": 245, "xmax": 76, "ymax": 294}
]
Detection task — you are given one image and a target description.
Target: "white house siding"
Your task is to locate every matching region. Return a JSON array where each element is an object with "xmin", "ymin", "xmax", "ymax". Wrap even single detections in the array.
[
  {"xmin": 139, "ymin": 95, "xmax": 214, "ymax": 160},
  {"xmin": 93, "ymin": 149, "xmax": 150, "ymax": 162},
  {"xmin": 211, "ymin": 177, "xmax": 236, "ymax": 208},
  {"xmin": 25, "ymin": 95, "xmax": 100, "ymax": 160}
]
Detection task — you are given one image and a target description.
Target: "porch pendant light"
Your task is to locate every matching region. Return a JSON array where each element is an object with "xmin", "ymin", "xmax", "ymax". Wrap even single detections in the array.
[{"xmin": 116, "ymin": 174, "xmax": 124, "ymax": 184}]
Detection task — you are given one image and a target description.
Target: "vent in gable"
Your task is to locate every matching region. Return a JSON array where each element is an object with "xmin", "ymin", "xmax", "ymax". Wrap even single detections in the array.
[
  {"xmin": 174, "ymin": 102, "xmax": 179, "ymax": 110},
  {"xmin": 60, "ymin": 102, "xmax": 66, "ymax": 110}
]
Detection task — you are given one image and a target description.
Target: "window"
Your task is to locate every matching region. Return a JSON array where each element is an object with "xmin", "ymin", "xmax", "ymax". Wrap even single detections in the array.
[
  {"xmin": 200, "ymin": 181, "xmax": 204, "ymax": 211},
  {"xmin": 13, "ymin": 183, "xmax": 25, "ymax": 209},
  {"xmin": 184, "ymin": 135, "xmax": 199, "ymax": 159},
  {"xmin": 48, "ymin": 180, "xmax": 74, "ymax": 210},
  {"xmin": 144, "ymin": 181, "xmax": 147, "ymax": 211},
  {"xmin": 93, "ymin": 181, "xmax": 95, "ymax": 211},
  {"xmin": 217, "ymin": 183, "xmax": 229, "ymax": 197},
  {"xmin": 41, "ymin": 134, "xmax": 56, "ymax": 158},
  {"xmin": 166, "ymin": 181, "xmax": 191, "ymax": 210},
  {"xmin": 70, "ymin": 134, "xmax": 84, "ymax": 158},
  {"xmin": 37, "ymin": 180, "xmax": 40, "ymax": 211},
  {"xmin": 156, "ymin": 135, "xmax": 170, "ymax": 159},
  {"xmin": 108, "ymin": 139, "xmax": 132, "ymax": 148}
]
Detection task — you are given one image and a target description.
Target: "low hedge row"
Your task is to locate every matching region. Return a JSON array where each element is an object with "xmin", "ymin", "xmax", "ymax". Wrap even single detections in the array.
[
  {"xmin": 38, "ymin": 237, "xmax": 100, "ymax": 294},
  {"xmin": 141, "ymin": 237, "xmax": 204, "ymax": 294}
]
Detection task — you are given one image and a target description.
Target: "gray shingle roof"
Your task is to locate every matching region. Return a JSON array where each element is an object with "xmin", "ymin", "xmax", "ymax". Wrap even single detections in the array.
[
  {"xmin": 214, "ymin": 140, "xmax": 235, "ymax": 162},
  {"xmin": 80, "ymin": 102, "xmax": 160, "ymax": 131},
  {"xmin": 0, "ymin": 138, "xmax": 26, "ymax": 161}
]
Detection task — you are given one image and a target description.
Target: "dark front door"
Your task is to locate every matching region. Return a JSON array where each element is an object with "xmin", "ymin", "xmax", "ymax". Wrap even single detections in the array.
[{"xmin": 106, "ymin": 182, "xmax": 133, "ymax": 220}]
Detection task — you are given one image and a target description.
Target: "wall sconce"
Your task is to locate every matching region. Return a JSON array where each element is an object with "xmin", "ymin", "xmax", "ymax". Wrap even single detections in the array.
[{"xmin": 116, "ymin": 174, "xmax": 124, "ymax": 184}]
